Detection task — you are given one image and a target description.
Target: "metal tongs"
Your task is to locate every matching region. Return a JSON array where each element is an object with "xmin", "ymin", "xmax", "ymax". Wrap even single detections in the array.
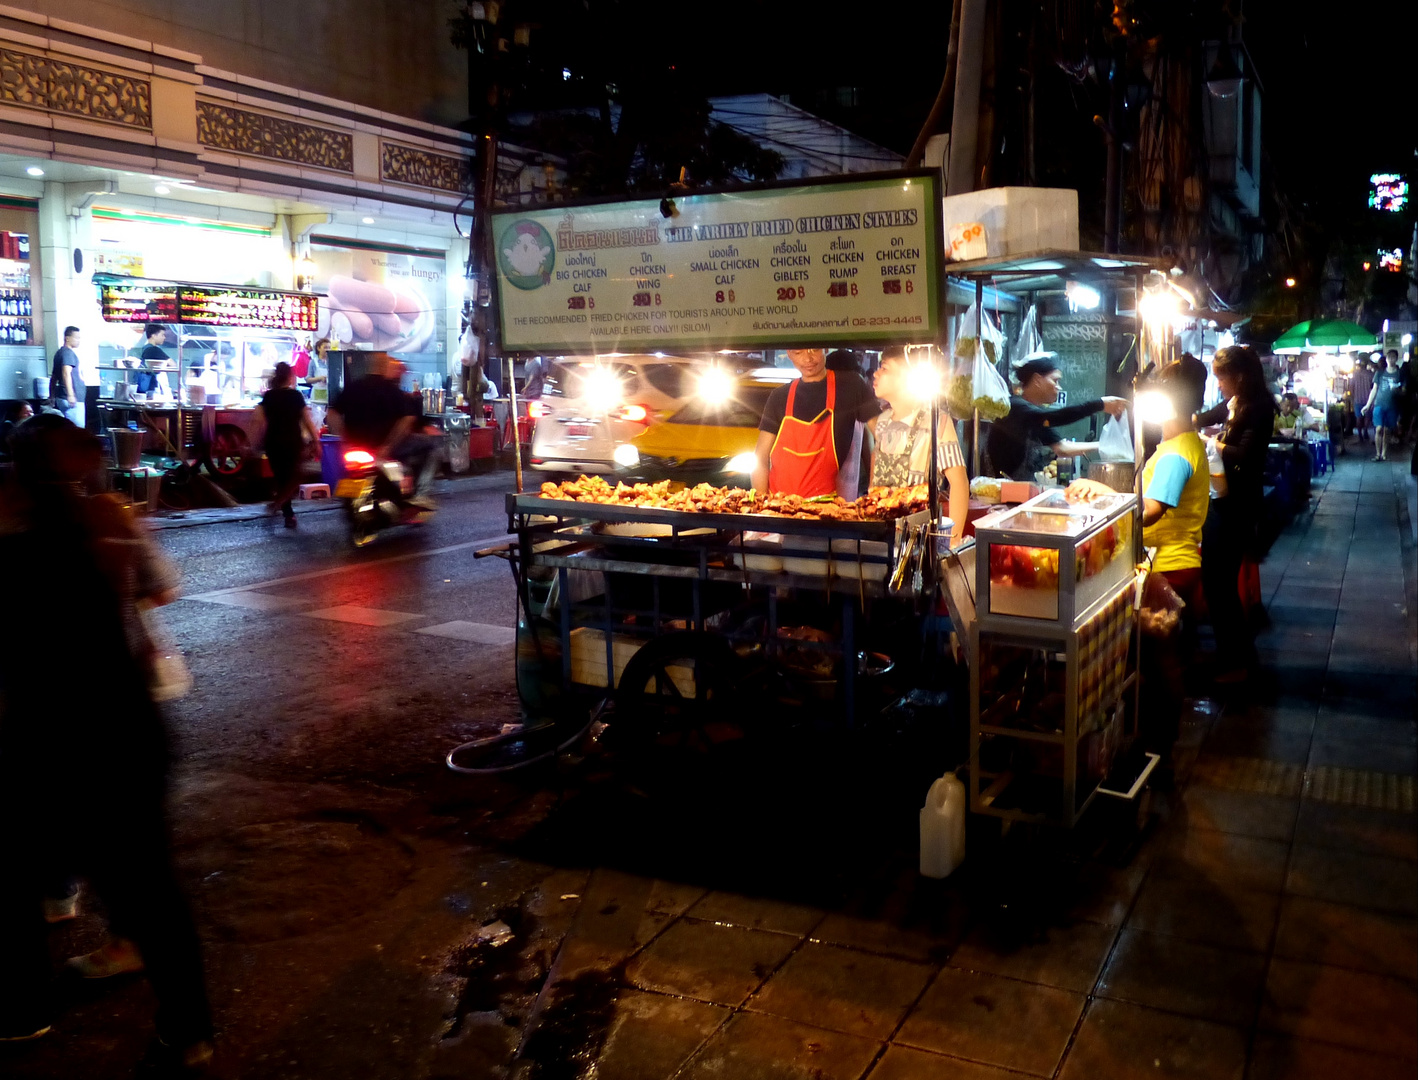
[{"xmin": 890, "ymin": 521, "xmax": 926, "ymax": 594}]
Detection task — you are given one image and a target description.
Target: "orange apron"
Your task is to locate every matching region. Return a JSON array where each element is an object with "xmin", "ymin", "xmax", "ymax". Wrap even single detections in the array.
[{"xmin": 768, "ymin": 372, "xmax": 839, "ymax": 497}]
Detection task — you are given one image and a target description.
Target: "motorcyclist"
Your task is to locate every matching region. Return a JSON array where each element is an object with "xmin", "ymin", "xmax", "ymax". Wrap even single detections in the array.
[{"xmin": 328, "ymin": 353, "xmax": 440, "ymax": 510}]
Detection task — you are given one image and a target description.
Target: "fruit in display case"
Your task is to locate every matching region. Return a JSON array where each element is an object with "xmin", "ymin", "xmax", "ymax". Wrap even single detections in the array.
[
  {"xmin": 988, "ymin": 544, "xmax": 1060, "ymax": 589},
  {"xmin": 1073, "ymin": 516, "xmax": 1133, "ymax": 581}
]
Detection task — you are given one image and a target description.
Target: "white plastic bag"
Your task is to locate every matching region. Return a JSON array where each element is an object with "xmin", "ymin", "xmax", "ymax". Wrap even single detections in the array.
[
  {"xmin": 1098, "ymin": 409, "xmax": 1134, "ymax": 463},
  {"xmin": 972, "ymin": 346, "xmax": 1011, "ymax": 421},
  {"xmin": 1014, "ymin": 304, "xmax": 1042, "ymax": 360},
  {"xmin": 948, "ymin": 302, "xmax": 1006, "ymax": 419}
]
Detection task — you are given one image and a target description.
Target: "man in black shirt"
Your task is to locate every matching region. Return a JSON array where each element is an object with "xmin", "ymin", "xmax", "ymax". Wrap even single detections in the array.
[
  {"xmin": 986, "ymin": 354, "xmax": 1127, "ymax": 480},
  {"xmin": 752, "ymin": 348, "xmax": 881, "ymax": 496},
  {"xmin": 330, "ymin": 354, "xmax": 440, "ymax": 508},
  {"xmin": 135, "ymin": 323, "xmax": 168, "ymax": 397},
  {"xmin": 50, "ymin": 326, "xmax": 84, "ymax": 427}
]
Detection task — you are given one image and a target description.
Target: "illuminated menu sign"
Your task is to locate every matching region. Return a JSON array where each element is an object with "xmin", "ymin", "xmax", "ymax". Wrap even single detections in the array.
[
  {"xmin": 179, "ymin": 287, "xmax": 319, "ymax": 330},
  {"xmin": 100, "ymin": 283, "xmax": 318, "ymax": 330},
  {"xmin": 492, "ymin": 172, "xmax": 943, "ymax": 352},
  {"xmin": 100, "ymin": 283, "xmax": 179, "ymax": 323}
]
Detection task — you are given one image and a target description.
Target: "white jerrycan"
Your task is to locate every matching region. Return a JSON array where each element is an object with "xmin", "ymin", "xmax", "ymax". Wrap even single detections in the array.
[{"xmin": 919, "ymin": 771, "xmax": 967, "ymax": 878}]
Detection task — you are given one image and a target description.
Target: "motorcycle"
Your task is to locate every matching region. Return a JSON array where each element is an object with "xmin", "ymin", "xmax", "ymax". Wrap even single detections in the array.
[{"xmin": 335, "ymin": 447, "xmax": 433, "ymax": 547}]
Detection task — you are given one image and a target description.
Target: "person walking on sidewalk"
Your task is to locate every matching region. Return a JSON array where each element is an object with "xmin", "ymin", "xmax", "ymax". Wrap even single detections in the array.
[
  {"xmin": 1195, "ymin": 345, "xmax": 1275, "ymax": 683},
  {"xmin": 0, "ymin": 415, "xmax": 214, "ymax": 1069},
  {"xmin": 252, "ymin": 362, "xmax": 319, "ymax": 528},
  {"xmin": 1350, "ymin": 358, "xmax": 1375, "ymax": 446},
  {"xmin": 49, "ymin": 326, "xmax": 85, "ymax": 429},
  {"xmin": 1361, "ymin": 350, "xmax": 1404, "ymax": 461}
]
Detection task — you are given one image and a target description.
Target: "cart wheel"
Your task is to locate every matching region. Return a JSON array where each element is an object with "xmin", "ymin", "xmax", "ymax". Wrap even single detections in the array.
[
  {"xmin": 204, "ymin": 424, "xmax": 250, "ymax": 478},
  {"xmin": 614, "ymin": 632, "xmax": 744, "ymax": 753}
]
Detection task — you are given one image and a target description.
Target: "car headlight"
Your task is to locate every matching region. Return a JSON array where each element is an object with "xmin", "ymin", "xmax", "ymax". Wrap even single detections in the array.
[
  {"xmin": 723, "ymin": 451, "xmax": 757, "ymax": 474},
  {"xmin": 698, "ymin": 368, "xmax": 734, "ymax": 405},
  {"xmin": 613, "ymin": 443, "xmax": 640, "ymax": 468}
]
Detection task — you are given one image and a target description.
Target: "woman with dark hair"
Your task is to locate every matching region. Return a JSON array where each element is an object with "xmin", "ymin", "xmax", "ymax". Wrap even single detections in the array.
[
  {"xmin": 0, "ymin": 415, "xmax": 214, "ymax": 1066},
  {"xmin": 252, "ymin": 361, "xmax": 319, "ymax": 528},
  {"xmin": 985, "ymin": 353, "xmax": 1128, "ymax": 480},
  {"xmin": 1194, "ymin": 345, "xmax": 1276, "ymax": 681}
]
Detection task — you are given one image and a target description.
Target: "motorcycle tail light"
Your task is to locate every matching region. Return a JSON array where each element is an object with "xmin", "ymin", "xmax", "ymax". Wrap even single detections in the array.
[
  {"xmin": 620, "ymin": 403, "xmax": 650, "ymax": 423},
  {"xmin": 344, "ymin": 449, "xmax": 376, "ymax": 466},
  {"xmin": 527, "ymin": 401, "xmax": 552, "ymax": 418}
]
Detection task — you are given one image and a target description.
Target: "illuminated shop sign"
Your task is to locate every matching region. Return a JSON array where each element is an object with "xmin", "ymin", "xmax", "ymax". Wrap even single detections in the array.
[
  {"xmin": 100, "ymin": 283, "xmax": 319, "ymax": 329},
  {"xmin": 1369, "ymin": 174, "xmax": 1409, "ymax": 213}
]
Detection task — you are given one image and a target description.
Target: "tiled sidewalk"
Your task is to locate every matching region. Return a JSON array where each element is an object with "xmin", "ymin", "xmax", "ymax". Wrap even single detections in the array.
[{"xmin": 517, "ymin": 457, "xmax": 1417, "ymax": 1080}]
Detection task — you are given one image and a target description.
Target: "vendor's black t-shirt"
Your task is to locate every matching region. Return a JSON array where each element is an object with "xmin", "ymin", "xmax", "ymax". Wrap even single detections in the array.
[
  {"xmin": 136, "ymin": 343, "xmax": 168, "ymax": 395},
  {"xmin": 986, "ymin": 395, "xmax": 1105, "ymax": 480},
  {"xmin": 757, "ymin": 372, "xmax": 882, "ymax": 466},
  {"xmin": 334, "ymin": 375, "xmax": 412, "ymax": 449},
  {"xmin": 259, "ymin": 386, "xmax": 307, "ymax": 457}
]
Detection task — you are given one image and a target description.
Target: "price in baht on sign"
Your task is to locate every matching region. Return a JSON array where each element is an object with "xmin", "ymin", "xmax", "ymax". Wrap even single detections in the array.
[{"xmin": 491, "ymin": 173, "xmax": 943, "ymax": 353}]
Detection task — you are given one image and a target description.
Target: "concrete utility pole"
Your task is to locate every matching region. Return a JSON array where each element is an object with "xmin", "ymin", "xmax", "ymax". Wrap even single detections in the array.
[
  {"xmin": 465, "ymin": 2, "xmax": 505, "ymax": 413},
  {"xmin": 946, "ymin": 0, "xmax": 988, "ymax": 195}
]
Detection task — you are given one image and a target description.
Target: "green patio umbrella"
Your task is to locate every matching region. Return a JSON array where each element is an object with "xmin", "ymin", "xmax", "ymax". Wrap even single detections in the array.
[{"xmin": 1272, "ymin": 318, "xmax": 1376, "ymax": 353}]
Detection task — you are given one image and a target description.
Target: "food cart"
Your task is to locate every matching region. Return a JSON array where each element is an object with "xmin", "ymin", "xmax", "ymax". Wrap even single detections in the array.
[{"xmin": 466, "ymin": 175, "xmax": 1155, "ymax": 829}]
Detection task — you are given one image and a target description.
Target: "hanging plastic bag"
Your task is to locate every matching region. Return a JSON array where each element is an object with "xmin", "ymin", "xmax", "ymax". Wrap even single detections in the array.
[
  {"xmin": 972, "ymin": 345, "xmax": 1011, "ymax": 421},
  {"xmin": 1098, "ymin": 408, "xmax": 1134, "ymax": 462},
  {"xmin": 1014, "ymin": 304, "xmax": 1042, "ymax": 360},
  {"xmin": 948, "ymin": 302, "xmax": 1006, "ymax": 419}
]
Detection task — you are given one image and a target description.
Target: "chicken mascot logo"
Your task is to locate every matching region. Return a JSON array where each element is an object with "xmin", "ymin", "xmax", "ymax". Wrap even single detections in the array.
[{"xmin": 497, "ymin": 220, "xmax": 555, "ymax": 291}]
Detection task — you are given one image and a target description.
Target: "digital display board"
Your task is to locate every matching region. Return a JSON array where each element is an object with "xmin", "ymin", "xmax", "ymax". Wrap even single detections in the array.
[
  {"xmin": 101, "ymin": 283, "xmax": 318, "ymax": 330},
  {"xmin": 100, "ymin": 283, "xmax": 179, "ymax": 323}
]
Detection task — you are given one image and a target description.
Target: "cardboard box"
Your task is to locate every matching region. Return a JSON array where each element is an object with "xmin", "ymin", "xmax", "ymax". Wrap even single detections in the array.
[
  {"xmin": 941, "ymin": 187, "xmax": 1079, "ymax": 261},
  {"xmin": 568, "ymin": 628, "xmax": 695, "ymax": 695},
  {"xmin": 1000, "ymin": 481, "xmax": 1040, "ymax": 505}
]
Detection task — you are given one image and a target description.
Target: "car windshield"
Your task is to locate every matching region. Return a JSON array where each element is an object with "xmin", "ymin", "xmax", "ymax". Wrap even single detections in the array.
[
  {"xmin": 640, "ymin": 363, "xmax": 693, "ymax": 398},
  {"xmin": 668, "ymin": 385, "xmax": 775, "ymax": 427},
  {"xmin": 546, "ymin": 362, "xmax": 636, "ymax": 398}
]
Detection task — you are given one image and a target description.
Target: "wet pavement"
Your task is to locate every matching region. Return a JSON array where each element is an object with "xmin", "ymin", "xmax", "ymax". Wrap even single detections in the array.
[{"xmin": 2, "ymin": 458, "xmax": 1414, "ymax": 1079}]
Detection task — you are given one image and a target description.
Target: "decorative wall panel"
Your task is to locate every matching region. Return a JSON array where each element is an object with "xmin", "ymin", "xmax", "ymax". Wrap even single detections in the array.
[
  {"xmin": 380, "ymin": 141, "xmax": 470, "ymax": 193},
  {"xmin": 196, "ymin": 100, "xmax": 353, "ymax": 172},
  {"xmin": 0, "ymin": 47, "xmax": 151, "ymax": 128}
]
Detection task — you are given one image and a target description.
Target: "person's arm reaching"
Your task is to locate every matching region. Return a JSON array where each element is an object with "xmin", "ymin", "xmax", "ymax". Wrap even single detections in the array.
[
  {"xmin": 300, "ymin": 404, "xmax": 321, "ymax": 456},
  {"xmin": 751, "ymin": 429, "xmax": 774, "ymax": 494},
  {"xmin": 1011, "ymin": 396, "xmax": 1120, "ymax": 428},
  {"xmin": 935, "ymin": 414, "xmax": 969, "ymax": 534},
  {"xmin": 1194, "ymin": 401, "xmax": 1229, "ymax": 427}
]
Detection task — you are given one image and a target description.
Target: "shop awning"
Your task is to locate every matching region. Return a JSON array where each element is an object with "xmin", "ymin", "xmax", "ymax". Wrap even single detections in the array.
[{"xmin": 1271, "ymin": 318, "xmax": 1377, "ymax": 354}]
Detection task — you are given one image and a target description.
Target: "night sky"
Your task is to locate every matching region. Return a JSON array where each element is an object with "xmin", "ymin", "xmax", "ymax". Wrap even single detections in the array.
[{"xmin": 635, "ymin": 1, "xmax": 1415, "ymax": 225}]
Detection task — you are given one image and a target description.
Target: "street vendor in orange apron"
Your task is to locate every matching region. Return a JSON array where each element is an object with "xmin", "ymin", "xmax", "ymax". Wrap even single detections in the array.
[{"xmin": 751, "ymin": 348, "xmax": 883, "ymax": 496}]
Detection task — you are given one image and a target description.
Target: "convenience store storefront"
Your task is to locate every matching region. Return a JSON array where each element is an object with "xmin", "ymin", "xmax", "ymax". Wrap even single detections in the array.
[{"xmin": 0, "ymin": 14, "xmax": 505, "ymax": 416}]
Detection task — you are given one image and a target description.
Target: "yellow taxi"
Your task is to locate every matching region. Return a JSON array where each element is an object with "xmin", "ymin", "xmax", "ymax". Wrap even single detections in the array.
[{"xmin": 612, "ymin": 368, "xmax": 795, "ymax": 487}]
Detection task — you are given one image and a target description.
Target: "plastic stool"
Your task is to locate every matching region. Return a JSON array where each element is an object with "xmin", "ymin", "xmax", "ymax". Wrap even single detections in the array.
[{"xmin": 299, "ymin": 483, "xmax": 330, "ymax": 500}]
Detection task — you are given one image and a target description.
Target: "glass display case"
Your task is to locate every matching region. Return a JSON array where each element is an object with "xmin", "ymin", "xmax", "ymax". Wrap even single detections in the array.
[
  {"xmin": 973, "ymin": 489, "xmax": 1136, "ymax": 625},
  {"xmin": 967, "ymin": 488, "xmax": 1142, "ymax": 827}
]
